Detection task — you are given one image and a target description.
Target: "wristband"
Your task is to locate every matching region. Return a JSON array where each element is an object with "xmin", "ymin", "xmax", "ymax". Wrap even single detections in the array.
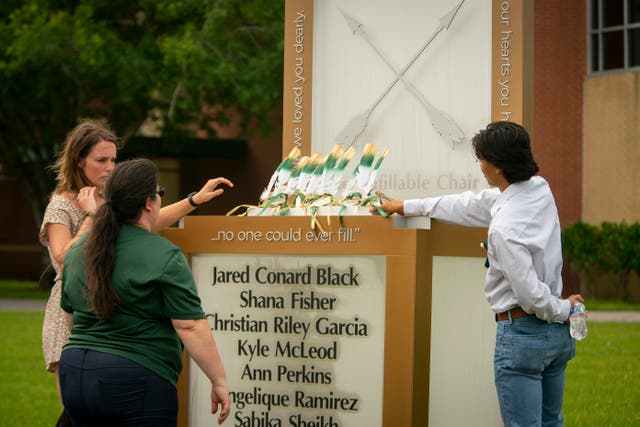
[{"xmin": 187, "ymin": 192, "xmax": 202, "ymax": 207}]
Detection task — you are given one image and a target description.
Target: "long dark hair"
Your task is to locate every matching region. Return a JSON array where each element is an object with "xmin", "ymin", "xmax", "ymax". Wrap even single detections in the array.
[
  {"xmin": 83, "ymin": 158, "xmax": 159, "ymax": 320},
  {"xmin": 472, "ymin": 121, "xmax": 539, "ymax": 183}
]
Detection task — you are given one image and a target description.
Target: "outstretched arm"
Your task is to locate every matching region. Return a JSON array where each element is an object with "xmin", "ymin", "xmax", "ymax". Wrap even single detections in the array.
[
  {"xmin": 372, "ymin": 188, "xmax": 498, "ymax": 227},
  {"xmin": 154, "ymin": 177, "xmax": 234, "ymax": 232}
]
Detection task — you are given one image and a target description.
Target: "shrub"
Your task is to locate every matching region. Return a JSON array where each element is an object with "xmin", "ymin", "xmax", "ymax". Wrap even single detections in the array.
[
  {"xmin": 562, "ymin": 221, "xmax": 600, "ymax": 272},
  {"xmin": 562, "ymin": 221, "xmax": 640, "ymax": 301}
]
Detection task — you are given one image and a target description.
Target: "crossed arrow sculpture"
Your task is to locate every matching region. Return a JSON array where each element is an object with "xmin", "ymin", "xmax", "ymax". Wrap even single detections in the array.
[{"xmin": 335, "ymin": 0, "xmax": 466, "ymax": 149}]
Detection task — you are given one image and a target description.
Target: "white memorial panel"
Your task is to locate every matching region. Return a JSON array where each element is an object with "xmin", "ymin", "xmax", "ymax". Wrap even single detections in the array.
[{"xmin": 189, "ymin": 254, "xmax": 386, "ymax": 427}]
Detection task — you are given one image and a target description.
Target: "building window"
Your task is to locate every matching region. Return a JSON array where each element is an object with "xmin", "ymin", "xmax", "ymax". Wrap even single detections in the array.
[{"xmin": 589, "ymin": 0, "xmax": 640, "ymax": 73}]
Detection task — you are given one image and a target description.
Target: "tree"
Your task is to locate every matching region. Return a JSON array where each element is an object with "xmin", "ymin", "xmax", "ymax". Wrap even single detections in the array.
[
  {"xmin": 563, "ymin": 221, "xmax": 640, "ymax": 301},
  {"xmin": 0, "ymin": 0, "xmax": 284, "ymax": 228}
]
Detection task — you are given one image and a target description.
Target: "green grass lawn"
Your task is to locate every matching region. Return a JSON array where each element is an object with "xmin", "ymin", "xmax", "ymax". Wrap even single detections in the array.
[
  {"xmin": 0, "ymin": 280, "xmax": 50, "ymax": 300},
  {"xmin": 564, "ymin": 322, "xmax": 640, "ymax": 426},
  {"xmin": 0, "ymin": 280, "xmax": 638, "ymax": 425},
  {"xmin": 585, "ymin": 298, "xmax": 640, "ymax": 311},
  {"xmin": 0, "ymin": 312, "xmax": 60, "ymax": 427},
  {"xmin": 0, "ymin": 311, "xmax": 638, "ymax": 426}
]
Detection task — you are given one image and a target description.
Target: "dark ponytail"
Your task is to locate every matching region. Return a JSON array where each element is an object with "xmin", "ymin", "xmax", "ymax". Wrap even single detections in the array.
[{"xmin": 83, "ymin": 159, "xmax": 158, "ymax": 320}]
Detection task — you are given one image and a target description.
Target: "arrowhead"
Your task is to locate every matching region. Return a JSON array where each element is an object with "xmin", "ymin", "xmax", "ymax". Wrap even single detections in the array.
[
  {"xmin": 439, "ymin": 0, "xmax": 465, "ymax": 30},
  {"xmin": 339, "ymin": 8, "xmax": 363, "ymax": 35},
  {"xmin": 335, "ymin": 111, "xmax": 370, "ymax": 147}
]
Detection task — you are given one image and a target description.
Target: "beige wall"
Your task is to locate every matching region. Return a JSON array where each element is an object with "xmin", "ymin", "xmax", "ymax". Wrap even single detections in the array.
[{"xmin": 583, "ymin": 72, "xmax": 640, "ymax": 224}]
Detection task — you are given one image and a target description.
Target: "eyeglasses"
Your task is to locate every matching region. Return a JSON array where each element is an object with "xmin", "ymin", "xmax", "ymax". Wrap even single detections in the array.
[{"xmin": 156, "ymin": 187, "xmax": 165, "ymax": 198}]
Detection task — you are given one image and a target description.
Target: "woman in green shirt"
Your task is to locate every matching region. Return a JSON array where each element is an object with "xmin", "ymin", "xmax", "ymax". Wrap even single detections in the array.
[{"xmin": 60, "ymin": 158, "xmax": 230, "ymax": 426}]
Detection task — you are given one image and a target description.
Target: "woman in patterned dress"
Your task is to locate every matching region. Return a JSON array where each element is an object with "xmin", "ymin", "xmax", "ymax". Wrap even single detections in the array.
[{"xmin": 40, "ymin": 119, "xmax": 233, "ymax": 407}]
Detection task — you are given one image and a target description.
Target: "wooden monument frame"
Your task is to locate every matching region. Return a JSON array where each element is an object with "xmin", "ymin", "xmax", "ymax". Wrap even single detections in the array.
[{"xmin": 165, "ymin": 216, "xmax": 486, "ymax": 426}]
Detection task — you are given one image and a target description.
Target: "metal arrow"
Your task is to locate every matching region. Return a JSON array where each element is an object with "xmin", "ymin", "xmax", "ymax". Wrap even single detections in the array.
[
  {"xmin": 335, "ymin": 0, "xmax": 466, "ymax": 148},
  {"xmin": 340, "ymin": 6, "xmax": 466, "ymax": 148}
]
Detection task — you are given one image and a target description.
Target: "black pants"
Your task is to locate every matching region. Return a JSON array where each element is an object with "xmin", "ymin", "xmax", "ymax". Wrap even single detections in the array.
[{"xmin": 59, "ymin": 349, "xmax": 178, "ymax": 427}]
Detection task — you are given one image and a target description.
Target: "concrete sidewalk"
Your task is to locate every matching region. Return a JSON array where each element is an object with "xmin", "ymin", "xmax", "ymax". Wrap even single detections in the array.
[
  {"xmin": 587, "ymin": 310, "xmax": 640, "ymax": 323},
  {"xmin": 0, "ymin": 298, "xmax": 639, "ymax": 322},
  {"xmin": 0, "ymin": 298, "xmax": 47, "ymax": 311}
]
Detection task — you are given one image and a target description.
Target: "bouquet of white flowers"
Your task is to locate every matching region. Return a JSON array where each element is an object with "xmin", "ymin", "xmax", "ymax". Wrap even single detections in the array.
[{"xmin": 228, "ymin": 144, "xmax": 390, "ymax": 220}]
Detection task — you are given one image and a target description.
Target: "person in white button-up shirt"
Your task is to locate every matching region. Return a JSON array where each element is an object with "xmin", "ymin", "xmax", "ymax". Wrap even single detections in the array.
[{"xmin": 373, "ymin": 121, "xmax": 583, "ymax": 427}]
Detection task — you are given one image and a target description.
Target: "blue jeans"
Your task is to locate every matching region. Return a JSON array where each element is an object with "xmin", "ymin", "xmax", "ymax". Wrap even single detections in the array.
[
  {"xmin": 59, "ymin": 349, "xmax": 178, "ymax": 427},
  {"xmin": 494, "ymin": 316, "xmax": 576, "ymax": 427}
]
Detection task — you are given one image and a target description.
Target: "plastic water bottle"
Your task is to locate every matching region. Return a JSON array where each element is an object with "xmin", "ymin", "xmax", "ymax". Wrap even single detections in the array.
[{"xmin": 569, "ymin": 302, "xmax": 588, "ymax": 340}]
